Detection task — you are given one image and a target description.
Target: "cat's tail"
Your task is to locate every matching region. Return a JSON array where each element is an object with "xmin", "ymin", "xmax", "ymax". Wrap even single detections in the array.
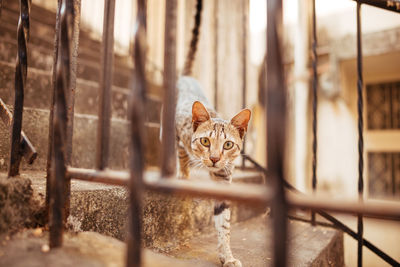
[{"xmin": 182, "ymin": 0, "xmax": 203, "ymax": 76}]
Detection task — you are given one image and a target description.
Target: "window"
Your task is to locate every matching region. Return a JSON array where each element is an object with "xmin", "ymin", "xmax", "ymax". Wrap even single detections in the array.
[
  {"xmin": 367, "ymin": 81, "xmax": 400, "ymax": 130},
  {"xmin": 367, "ymin": 81, "xmax": 400, "ymax": 199}
]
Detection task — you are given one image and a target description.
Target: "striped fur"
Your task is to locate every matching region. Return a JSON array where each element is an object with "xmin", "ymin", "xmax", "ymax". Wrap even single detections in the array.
[{"xmin": 175, "ymin": 77, "xmax": 250, "ymax": 267}]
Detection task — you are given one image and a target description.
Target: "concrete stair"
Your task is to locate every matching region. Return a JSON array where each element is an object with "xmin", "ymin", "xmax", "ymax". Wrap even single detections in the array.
[
  {"xmin": 26, "ymin": 169, "xmax": 265, "ymax": 251},
  {"xmin": 0, "ymin": 219, "xmax": 344, "ymax": 267},
  {"xmin": 0, "ymin": 0, "xmax": 162, "ymax": 171},
  {"xmin": 2, "ymin": 170, "xmax": 343, "ymax": 267}
]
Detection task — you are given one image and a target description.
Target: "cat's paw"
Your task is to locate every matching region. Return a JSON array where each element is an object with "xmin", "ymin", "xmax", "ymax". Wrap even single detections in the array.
[{"xmin": 223, "ymin": 258, "xmax": 242, "ymax": 267}]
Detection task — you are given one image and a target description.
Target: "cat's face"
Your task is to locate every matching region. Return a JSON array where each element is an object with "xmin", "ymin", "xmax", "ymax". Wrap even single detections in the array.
[{"xmin": 190, "ymin": 101, "xmax": 251, "ymax": 172}]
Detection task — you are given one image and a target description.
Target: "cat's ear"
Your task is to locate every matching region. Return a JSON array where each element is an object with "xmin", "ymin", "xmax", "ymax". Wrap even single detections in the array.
[
  {"xmin": 192, "ymin": 101, "xmax": 210, "ymax": 131},
  {"xmin": 230, "ymin": 109, "xmax": 251, "ymax": 138}
]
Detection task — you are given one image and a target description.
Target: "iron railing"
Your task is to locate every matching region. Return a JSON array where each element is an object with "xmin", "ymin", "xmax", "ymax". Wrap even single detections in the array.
[
  {"xmin": 1, "ymin": 0, "xmax": 38, "ymax": 177},
  {"xmin": 1, "ymin": 0, "xmax": 399, "ymax": 266},
  {"xmin": 48, "ymin": 0, "xmax": 400, "ymax": 267}
]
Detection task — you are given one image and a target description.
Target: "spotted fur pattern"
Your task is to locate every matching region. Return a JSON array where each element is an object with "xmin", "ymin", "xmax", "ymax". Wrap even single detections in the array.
[{"xmin": 175, "ymin": 76, "xmax": 250, "ymax": 267}]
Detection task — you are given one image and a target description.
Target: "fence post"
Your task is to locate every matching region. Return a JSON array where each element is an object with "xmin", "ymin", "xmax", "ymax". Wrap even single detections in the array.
[
  {"xmin": 311, "ymin": 0, "xmax": 318, "ymax": 225},
  {"xmin": 356, "ymin": 2, "xmax": 364, "ymax": 266},
  {"xmin": 8, "ymin": 0, "xmax": 31, "ymax": 177},
  {"xmin": 96, "ymin": 0, "xmax": 116, "ymax": 170},
  {"xmin": 266, "ymin": 0, "xmax": 288, "ymax": 266},
  {"xmin": 126, "ymin": 0, "xmax": 147, "ymax": 266},
  {"xmin": 161, "ymin": 0, "xmax": 178, "ymax": 178},
  {"xmin": 49, "ymin": 0, "xmax": 75, "ymax": 248}
]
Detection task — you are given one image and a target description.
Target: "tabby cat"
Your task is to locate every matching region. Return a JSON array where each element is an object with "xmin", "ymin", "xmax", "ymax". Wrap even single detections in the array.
[{"xmin": 174, "ymin": 1, "xmax": 251, "ymax": 266}]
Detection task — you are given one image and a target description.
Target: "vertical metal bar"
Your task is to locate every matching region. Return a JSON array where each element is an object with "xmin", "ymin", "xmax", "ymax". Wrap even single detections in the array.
[
  {"xmin": 213, "ymin": 0, "xmax": 219, "ymax": 111},
  {"xmin": 8, "ymin": 0, "xmax": 31, "ymax": 177},
  {"xmin": 241, "ymin": 0, "xmax": 248, "ymax": 169},
  {"xmin": 96, "ymin": 0, "xmax": 116, "ymax": 170},
  {"xmin": 49, "ymin": 0, "xmax": 73, "ymax": 248},
  {"xmin": 161, "ymin": 0, "xmax": 177, "ymax": 178},
  {"xmin": 126, "ymin": 1, "xmax": 146, "ymax": 266},
  {"xmin": 182, "ymin": 0, "xmax": 202, "ymax": 76},
  {"xmin": 64, "ymin": 0, "xmax": 80, "ymax": 224},
  {"xmin": 356, "ymin": 2, "xmax": 364, "ymax": 267},
  {"xmin": 311, "ymin": 0, "xmax": 318, "ymax": 225},
  {"xmin": 266, "ymin": 0, "xmax": 288, "ymax": 266},
  {"xmin": 46, "ymin": 0, "xmax": 62, "ymax": 221},
  {"xmin": 46, "ymin": 0, "xmax": 80, "ymax": 225}
]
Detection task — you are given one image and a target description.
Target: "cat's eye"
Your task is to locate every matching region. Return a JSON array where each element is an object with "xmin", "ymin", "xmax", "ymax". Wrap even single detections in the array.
[
  {"xmin": 200, "ymin": 137, "xmax": 211, "ymax": 147},
  {"xmin": 223, "ymin": 141, "xmax": 234, "ymax": 150}
]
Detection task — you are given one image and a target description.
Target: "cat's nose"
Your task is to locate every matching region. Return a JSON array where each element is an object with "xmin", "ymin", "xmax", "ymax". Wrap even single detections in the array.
[{"xmin": 210, "ymin": 156, "xmax": 220, "ymax": 164}]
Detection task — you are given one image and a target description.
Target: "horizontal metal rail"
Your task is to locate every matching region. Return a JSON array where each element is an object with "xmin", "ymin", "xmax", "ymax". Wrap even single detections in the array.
[
  {"xmin": 288, "ymin": 193, "xmax": 400, "ymax": 220},
  {"xmin": 66, "ymin": 167, "xmax": 400, "ymax": 219},
  {"xmin": 352, "ymin": 0, "xmax": 400, "ymax": 13},
  {"xmin": 67, "ymin": 167, "xmax": 271, "ymax": 204},
  {"xmin": 0, "ymin": 98, "xmax": 37, "ymax": 164}
]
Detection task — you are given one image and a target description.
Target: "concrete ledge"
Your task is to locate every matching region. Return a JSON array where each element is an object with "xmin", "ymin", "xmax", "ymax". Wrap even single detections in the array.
[
  {"xmin": 169, "ymin": 216, "xmax": 344, "ymax": 267},
  {"xmin": 28, "ymin": 170, "xmax": 264, "ymax": 251},
  {"xmin": 0, "ymin": 108, "xmax": 160, "ymax": 171}
]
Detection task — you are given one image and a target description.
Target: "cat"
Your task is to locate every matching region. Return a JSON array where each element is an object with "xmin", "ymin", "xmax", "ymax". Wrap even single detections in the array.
[
  {"xmin": 173, "ymin": 1, "xmax": 251, "ymax": 266},
  {"xmin": 175, "ymin": 78, "xmax": 250, "ymax": 267}
]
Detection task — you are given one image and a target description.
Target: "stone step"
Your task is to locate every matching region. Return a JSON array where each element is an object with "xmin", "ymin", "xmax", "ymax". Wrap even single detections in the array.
[
  {"xmin": 0, "ymin": 107, "xmax": 161, "ymax": 171},
  {"xmin": 167, "ymin": 215, "xmax": 344, "ymax": 266},
  {"xmin": 0, "ymin": 28, "xmax": 133, "ymax": 89},
  {"xmin": 1, "ymin": 1, "xmax": 128, "ymax": 67},
  {"xmin": 0, "ymin": 60, "xmax": 162, "ymax": 122},
  {"xmin": 0, "ymin": 19, "xmax": 130, "ymax": 70},
  {"xmin": 27, "ymin": 169, "xmax": 265, "ymax": 251},
  {"xmin": 1, "ymin": 170, "xmax": 343, "ymax": 267},
  {"xmin": 0, "ymin": 229, "xmax": 212, "ymax": 267}
]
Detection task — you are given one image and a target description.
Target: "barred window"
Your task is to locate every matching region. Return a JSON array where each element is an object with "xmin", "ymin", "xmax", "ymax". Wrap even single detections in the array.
[
  {"xmin": 368, "ymin": 152, "xmax": 400, "ymax": 199},
  {"xmin": 367, "ymin": 81, "xmax": 400, "ymax": 199},
  {"xmin": 367, "ymin": 81, "xmax": 400, "ymax": 130}
]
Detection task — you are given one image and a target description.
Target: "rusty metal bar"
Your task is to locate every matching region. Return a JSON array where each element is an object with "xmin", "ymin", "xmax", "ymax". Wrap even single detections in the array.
[
  {"xmin": 213, "ymin": 1, "xmax": 218, "ymax": 111},
  {"xmin": 266, "ymin": 0, "xmax": 288, "ymax": 266},
  {"xmin": 0, "ymin": 98, "xmax": 37, "ymax": 164},
  {"xmin": 46, "ymin": 0, "xmax": 80, "ymax": 226},
  {"xmin": 311, "ymin": 0, "xmax": 318, "ymax": 225},
  {"xmin": 96, "ymin": 0, "xmax": 115, "ymax": 170},
  {"xmin": 49, "ymin": 0, "xmax": 74, "ymax": 248},
  {"xmin": 46, "ymin": 0, "xmax": 62, "ymax": 220},
  {"xmin": 287, "ymin": 193, "xmax": 400, "ymax": 220},
  {"xmin": 241, "ymin": 0, "xmax": 248, "ymax": 169},
  {"xmin": 356, "ymin": 2, "xmax": 364, "ymax": 267},
  {"xmin": 66, "ymin": 166, "xmax": 400, "ymax": 219},
  {"xmin": 63, "ymin": 0, "xmax": 81, "ymax": 223},
  {"xmin": 126, "ymin": 0, "xmax": 147, "ymax": 265},
  {"xmin": 8, "ymin": 0, "xmax": 31, "ymax": 177},
  {"xmin": 352, "ymin": 0, "xmax": 400, "ymax": 13},
  {"xmin": 182, "ymin": 0, "xmax": 202, "ymax": 76},
  {"xmin": 161, "ymin": 0, "xmax": 177, "ymax": 178},
  {"xmin": 67, "ymin": 167, "xmax": 129, "ymax": 185},
  {"xmin": 66, "ymin": 167, "xmax": 272, "ymax": 204}
]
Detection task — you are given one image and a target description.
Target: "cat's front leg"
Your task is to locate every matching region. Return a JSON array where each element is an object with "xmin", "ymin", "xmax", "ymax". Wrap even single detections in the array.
[
  {"xmin": 177, "ymin": 145, "xmax": 190, "ymax": 179},
  {"xmin": 214, "ymin": 201, "xmax": 242, "ymax": 267}
]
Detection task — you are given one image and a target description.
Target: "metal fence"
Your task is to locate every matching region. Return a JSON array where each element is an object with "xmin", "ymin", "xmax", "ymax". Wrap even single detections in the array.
[{"xmin": 1, "ymin": 0, "xmax": 400, "ymax": 266}]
